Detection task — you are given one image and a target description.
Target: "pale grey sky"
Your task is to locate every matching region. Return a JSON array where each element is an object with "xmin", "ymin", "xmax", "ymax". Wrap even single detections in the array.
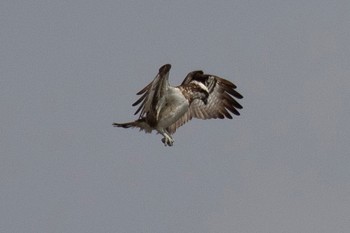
[{"xmin": 1, "ymin": 1, "xmax": 350, "ymax": 233}]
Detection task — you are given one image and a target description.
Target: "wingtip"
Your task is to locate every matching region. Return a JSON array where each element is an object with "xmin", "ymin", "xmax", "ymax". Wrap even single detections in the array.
[{"xmin": 159, "ymin": 64, "xmax": 171, "ymax": 74}]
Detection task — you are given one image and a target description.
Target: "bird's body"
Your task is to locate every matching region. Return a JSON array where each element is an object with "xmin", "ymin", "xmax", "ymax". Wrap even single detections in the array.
[
  {"xmin": 153, "ymin": 86, "xmax": 189, "ymax": 128},
  {"xmin": 113, "ymin": 64, "xmax": 243, "ymax": 146}
]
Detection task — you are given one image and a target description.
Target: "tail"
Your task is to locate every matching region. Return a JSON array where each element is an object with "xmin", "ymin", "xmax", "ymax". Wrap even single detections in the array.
[
  {"xmin": 112, "ymin": 122, "xmax": 135, "ymax": 128},
  {"xmin": 112, "ymin": 119, "xmax": 153, "ymax": 133}
]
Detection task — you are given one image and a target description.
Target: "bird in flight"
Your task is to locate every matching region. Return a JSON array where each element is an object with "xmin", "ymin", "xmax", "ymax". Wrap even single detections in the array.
[{"xmin": 113, "ymin": 64, "xmax": 243, "ymax": 146}]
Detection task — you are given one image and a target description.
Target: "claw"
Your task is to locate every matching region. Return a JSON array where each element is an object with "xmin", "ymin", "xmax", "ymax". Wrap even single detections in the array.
[{"xmin": 161, "ymin": 136, "xmax": 174, "ymax": 146}]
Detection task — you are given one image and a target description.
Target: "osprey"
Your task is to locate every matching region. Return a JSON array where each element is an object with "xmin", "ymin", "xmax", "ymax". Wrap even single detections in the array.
[{"xmin": 113, "ymin": 64, "xmax": 243, "ymax": 146}]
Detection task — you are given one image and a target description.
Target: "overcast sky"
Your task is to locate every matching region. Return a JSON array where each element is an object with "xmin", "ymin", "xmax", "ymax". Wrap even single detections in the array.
[{"xmin": 1, "ymin": 1, "xmax": 350, "ymax": 233}]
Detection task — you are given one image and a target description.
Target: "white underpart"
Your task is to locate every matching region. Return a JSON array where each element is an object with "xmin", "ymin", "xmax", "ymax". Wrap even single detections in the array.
[
  {"xmin": 156, "ymin": 87, "xmax": 189, "ymax": 129},
  {"xmin": 155, "ymin": 96, "xmax": 166, "ymax": 121},
  {"xmin": 154, "ymin": 87, "xmax": 190, "ymax": 145}
]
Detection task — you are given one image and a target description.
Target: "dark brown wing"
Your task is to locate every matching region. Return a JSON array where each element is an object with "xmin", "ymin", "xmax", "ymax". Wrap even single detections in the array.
[
  {"xmin": 167, "ymin": 71, "xmax": 243, "ymax": 134},
  {"xmin": 132, "ymin": 64, "xmax": 171, "ymax": 118},
  {"xmin": 190, "ymin": 74, "xmax": 243, "ymax": 119}
]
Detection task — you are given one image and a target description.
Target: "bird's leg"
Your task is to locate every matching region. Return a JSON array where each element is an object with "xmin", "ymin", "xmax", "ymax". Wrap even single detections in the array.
[
  {"xmin": 159, "ymin": 129, "xmax": 174, "ymax": 146},
  {"xmin": 161, "ymin": 135, "xmax": 174, "ymax": 146}
]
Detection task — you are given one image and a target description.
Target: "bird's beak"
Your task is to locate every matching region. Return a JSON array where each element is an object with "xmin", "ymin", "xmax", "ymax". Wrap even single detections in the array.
[{"xmin": 203, "ymin": 98, "xmax": 208, "ymax": 105}]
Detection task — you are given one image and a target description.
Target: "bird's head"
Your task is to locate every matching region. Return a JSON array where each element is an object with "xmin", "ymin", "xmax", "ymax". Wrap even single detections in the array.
[{"xmin": 190, "ymin": 81, "xmax": 209, "ymax": 105}]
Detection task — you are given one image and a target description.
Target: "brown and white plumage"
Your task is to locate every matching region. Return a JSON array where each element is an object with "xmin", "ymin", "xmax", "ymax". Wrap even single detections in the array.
[{"xmin": 113, "ymin": 64, "xmax": 243, "ymax": 146}]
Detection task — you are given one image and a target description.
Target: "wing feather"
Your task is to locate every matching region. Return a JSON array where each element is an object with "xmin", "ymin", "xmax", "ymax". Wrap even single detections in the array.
[
  {"xmin": 190, "ymin": 75, "xmax": 243, "ymax": 119},
  {"xmin": 168, "ymin": 72, "xmax": 243, "ymax": 133},
  {"xmin": 131, "ymin": 64, "xmax": 171, "ymax": 117}
]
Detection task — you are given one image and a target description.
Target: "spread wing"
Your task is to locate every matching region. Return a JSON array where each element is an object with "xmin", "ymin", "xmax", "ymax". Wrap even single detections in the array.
[
  {"xmin": 132, "ymin": 64, "xmax": 171, "ymax": 118},
  {"xmin": 167, "ymin": 71, "xmax": 243, "ymax": 134}
]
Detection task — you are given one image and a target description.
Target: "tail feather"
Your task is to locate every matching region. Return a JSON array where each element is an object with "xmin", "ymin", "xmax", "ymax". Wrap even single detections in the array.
[
  {"xmin": 112, "ymin": 122, "xmax": 134, "ymax": 128},
  {"xmin": 112, "ymin": 119, "xmax": 153, "ymax": 133}
]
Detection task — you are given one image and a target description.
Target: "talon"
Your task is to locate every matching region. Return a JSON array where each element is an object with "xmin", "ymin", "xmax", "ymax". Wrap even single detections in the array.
[
  {"xmin": 161, "ymin": 136, "xmax": 174, "ymax": 146},
  {"xmin": 161, "ymin": 138, "xmax": 166, "ymax": 146}
]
